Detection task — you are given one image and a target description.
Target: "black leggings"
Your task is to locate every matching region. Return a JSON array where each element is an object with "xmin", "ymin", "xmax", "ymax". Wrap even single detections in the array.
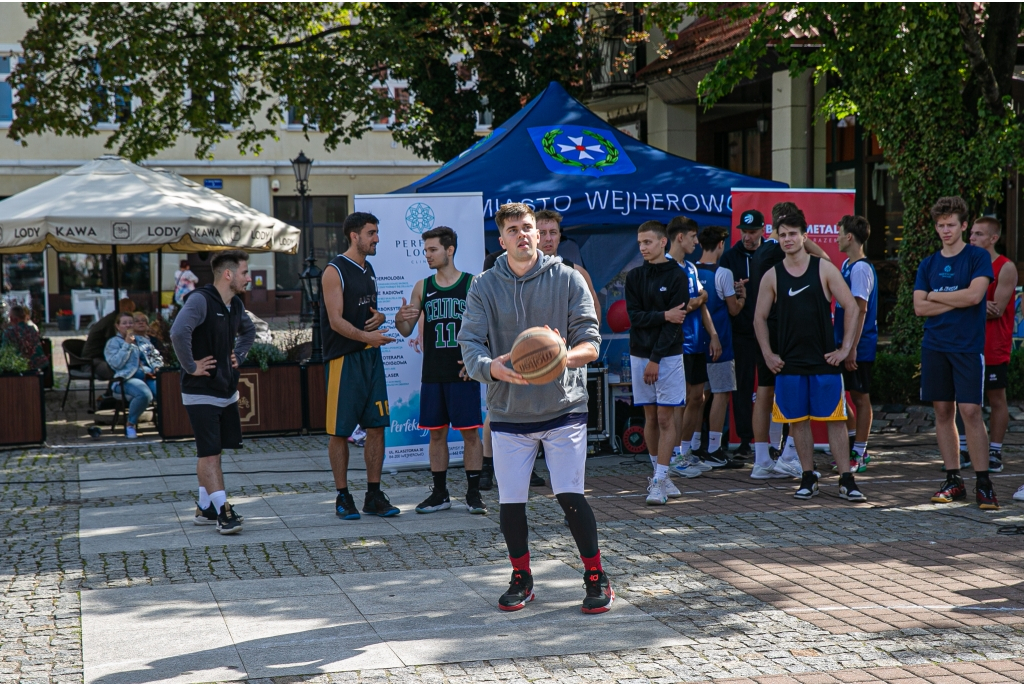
[{"xmin": 498, "ymin": 493, "xmax": 599, "ymax": 559}]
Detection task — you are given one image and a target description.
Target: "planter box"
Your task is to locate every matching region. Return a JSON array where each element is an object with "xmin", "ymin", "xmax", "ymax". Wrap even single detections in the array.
[
  {"xmin": 57, "ymin": 315, "xmax": 74, "ymax": 331},
  {"xmin": 157, "ymin": 364, "xmax": 305, "ymax": 440},
  {"xmin": 0, "ymin": 371, "xmax": 45, "ymax": 446},
  {"xmin": 303, "ymin": 362, "xmax": 326, "ymax": 433}
]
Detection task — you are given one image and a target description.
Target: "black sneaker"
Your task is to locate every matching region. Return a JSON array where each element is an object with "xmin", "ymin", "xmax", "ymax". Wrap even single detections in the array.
[
  {"xmin": 465, "ymin": 489, "xmax": 487, "ymax": 515},
  {"xmin": 194, "ymin": 502, "xmax": 218, "ymax": 526},
  {"xmin": 415, "ymin": 487, "xmax": 451, "ymax": 514},
  {"xmin": 989, "ymin": 451, "xmax": 1003, "ymax": 473},
  {"xmin": 479, "ymin": 464, "xmax": 494, "ymax": 491},
  {"xmin": 363, "ymin": 490, "xmax": 400, "ymax": 517},
  {"xmin": 931, "ymin": 476, "xmax": 966, "ymax": 503},
  {"xmin": 336, "ymin": 492, "xmax": 361, "ymax": 520},
  {"xmin": 530, "ymin": 469, "xmax": 547, "ymax": 487},
  {"xmin": 702, "ymin": 448, "xmax": 729, "ymax": 468},
  {"xmin": 769, "ymin": 446, "xmax": 781, "ymax": 461},
  {"xmin": 216, "ymin": 502, "xmax": 243, "ymax": 535},
  {"xmin": 960, "ymin": 450, "xmax": 972, "ymax": 470},
  {"xmin": 794, "ymin": 472, "xmax": 819, "ymax": 500},
  {"xmin": 498, "ymin": 569, "xmax": 535, "ymax": 611},
  {"xmin": 838, "ymin": 473, "xmax": 867, "ymax": 502},
  {"xmin": 734, "ymin": 441, "xmax": 752, "ymax": 457},
  {"xmin": 976, "ymin": 482, "xmax": 1000, "ymax": 510},
  {"xmin": 581, "ymin": 568, "xmax": 615, "ymax": 614}
]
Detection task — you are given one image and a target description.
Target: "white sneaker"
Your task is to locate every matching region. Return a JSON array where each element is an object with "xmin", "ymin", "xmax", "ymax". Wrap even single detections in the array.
[
  {"xmin": 646, "ymin": 477, "xmax": 668, "ymax": 505},
  {"xmin": 751, "ymin": 462, "xmax": 789, "ymax": 479},
  {"xmin": 1014, "ymin": 484, "xmax": 1024, "ymax": 502},
  {"xmin": 690, "ymin": 455, "xmax": 714, "ymax": 472},
  {"xmin": 772, "ymin": 458, "xmax": 803, "ymax": 479},
  {"xmin": 664, "ymin": 477, "xmax": 682, "ymax": 499},
  {"xmin": 671, "ymin": 458, "xmax": 703, "ymax": 479}
]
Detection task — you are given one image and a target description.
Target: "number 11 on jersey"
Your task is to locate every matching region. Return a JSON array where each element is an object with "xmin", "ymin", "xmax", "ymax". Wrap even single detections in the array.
[{"xmin": 434, "ymin": 322, "xmax": 458, "ymax": 348}]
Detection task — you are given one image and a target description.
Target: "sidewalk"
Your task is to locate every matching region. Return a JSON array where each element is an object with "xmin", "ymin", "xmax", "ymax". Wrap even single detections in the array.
[{"xmin": 3, "ymin": 429, "xmax": 1024, "ymax": 683}]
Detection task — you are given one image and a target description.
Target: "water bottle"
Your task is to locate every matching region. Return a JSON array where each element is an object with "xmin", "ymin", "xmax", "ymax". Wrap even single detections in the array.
[{"xmin": 621, "ymin": 352, "xmax": 631, "ymax": 383}]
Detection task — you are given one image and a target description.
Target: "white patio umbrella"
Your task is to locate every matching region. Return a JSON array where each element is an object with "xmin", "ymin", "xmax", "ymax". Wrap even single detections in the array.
[{"xmin": 0, "ymin": 155, "xmax": 300, "ymax": 255}]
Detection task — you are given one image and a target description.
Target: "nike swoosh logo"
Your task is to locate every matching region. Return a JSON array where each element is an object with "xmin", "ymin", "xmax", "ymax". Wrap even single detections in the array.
[
  {"xmin": 426, "ymin": 292, "xmax": 437, "ymax": 297},
  {"xmin": 788, "ymin": 286, "xmax": 810, "ymax": 296}
]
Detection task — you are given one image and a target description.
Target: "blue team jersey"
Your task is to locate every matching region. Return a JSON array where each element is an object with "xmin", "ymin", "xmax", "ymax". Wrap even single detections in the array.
[
  {"xmin": 913, "ymin": 244, "xmax": 993, "ymax": 354},
  {"xmin": 681, "ymin": 259, "xmax": 703, "ymax": 354},
  {"xmin": 696, "ymin": 263, "xmax": 734, "ymax": 363},
  {"xmin": 835, "ymin": 258, "xmax": 879, "ymax": 362}
]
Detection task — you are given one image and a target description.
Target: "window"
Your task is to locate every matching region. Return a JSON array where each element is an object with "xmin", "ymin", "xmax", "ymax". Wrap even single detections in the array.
[
  {"xmin": 273, "ymin": 196, "xmax": 348, "ymax": 290},
  {"xmin": 0, "ymin": 55, "xmax": 14, "ymax": 123},
  {"xmin": 714, "ymin": 128, "xmax": 762, "ymax": 177},
  {"xmin": 57, "ymin": 253, "xmax": 150, "ymax": 294},
  {"xmin": 370, "ymin": 80, "xmax": 412, "ymax": 129},
  {"xmin": 2, "ymin": 252, "xmax": 45, "ymax": 317}
]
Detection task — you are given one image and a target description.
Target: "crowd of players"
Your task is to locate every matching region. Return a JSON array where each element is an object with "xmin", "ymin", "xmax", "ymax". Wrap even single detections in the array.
[
  {"xmin": 168, "ymin": 196, "xmax": 1017, "ymax": 614},
  {"xmin": 625, "ymin": 196, "xmax": 1019, "ymax": 511}
]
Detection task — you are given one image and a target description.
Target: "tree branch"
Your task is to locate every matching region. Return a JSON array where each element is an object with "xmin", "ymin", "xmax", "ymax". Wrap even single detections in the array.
[
  {"xmin": 956, "ymin": 1, "xmax": 1003, "ymax": 116},
  {"xmin": 238, "ymin": 23, "xmax": 354, "ymax": 53}
]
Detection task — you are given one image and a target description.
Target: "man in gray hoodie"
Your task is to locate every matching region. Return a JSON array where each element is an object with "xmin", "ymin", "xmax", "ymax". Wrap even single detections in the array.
[{"xmin": 458, "ymin": 202, "xmax": 612, "ymax": 614}]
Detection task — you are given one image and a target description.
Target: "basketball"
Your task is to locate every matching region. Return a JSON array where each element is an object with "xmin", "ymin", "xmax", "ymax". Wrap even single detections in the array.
[{"xmin": 510, "ymin": 326, "xmax": 567, "ymax": 385}]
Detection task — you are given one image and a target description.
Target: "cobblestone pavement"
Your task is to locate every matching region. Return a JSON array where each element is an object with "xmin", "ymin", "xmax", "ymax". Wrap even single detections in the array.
[{"xmin": 4, "ymin": 422, "xmax": 1024, "ymax": 683}]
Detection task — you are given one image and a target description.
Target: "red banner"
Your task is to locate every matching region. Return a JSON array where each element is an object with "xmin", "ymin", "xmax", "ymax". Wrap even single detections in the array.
[
  {"xmin": 728, "ymin": 188, "xmax": 858, "ymax": 447},
  {"xmin": 730, "ymin": 188, "xmax": 856, "ymax": 265}
]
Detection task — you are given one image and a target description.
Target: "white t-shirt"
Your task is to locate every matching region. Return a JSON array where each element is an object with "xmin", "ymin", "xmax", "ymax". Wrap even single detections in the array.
[
  {"xmin": 845, "ymin": 259, "xmax": 875, "ymax": 302},
  {"xmin": 714, "ymin": 266, "xmax": 736, "ymax": 300}
]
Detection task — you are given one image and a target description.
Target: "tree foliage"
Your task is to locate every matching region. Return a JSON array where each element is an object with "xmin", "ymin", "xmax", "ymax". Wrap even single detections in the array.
[
  {"xmin": 10, "ymin": 2, "xmax": 599, "ymax": 163},
  {"xmin": 646, "ymin": 3, "xmax": 1024, "ymax": 353}
]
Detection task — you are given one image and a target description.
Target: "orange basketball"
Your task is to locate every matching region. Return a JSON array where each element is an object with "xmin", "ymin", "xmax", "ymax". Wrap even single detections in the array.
[{"xmin": 510, "ymin": 326, "xmax": 567, "ymax": 385}]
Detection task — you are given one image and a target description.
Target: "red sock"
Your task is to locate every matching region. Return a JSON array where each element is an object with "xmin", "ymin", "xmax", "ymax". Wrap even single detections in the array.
[
  {"xmin": 509, "ymin": 552, "xmax": 531, "ymax": 573},
  {"xmin": 580, "ymin": 551, "xmax": 602, "ymax": 572}
]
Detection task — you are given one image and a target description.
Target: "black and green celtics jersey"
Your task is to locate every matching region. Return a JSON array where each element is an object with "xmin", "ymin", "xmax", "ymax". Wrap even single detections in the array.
[{"xmin": 422, "ymin": 272, "xmax": 472, "ymax": 383}]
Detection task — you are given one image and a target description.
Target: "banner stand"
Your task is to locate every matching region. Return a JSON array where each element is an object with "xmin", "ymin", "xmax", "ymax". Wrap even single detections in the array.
[{"xmin": 353, "ymin": 193, "xmax": 486, "ymax": 470}]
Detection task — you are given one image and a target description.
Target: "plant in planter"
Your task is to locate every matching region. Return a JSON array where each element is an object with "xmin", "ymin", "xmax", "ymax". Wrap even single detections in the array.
[
  {"xmin": 245, "ymin": 341, "xmax": 287, "ymax": 371},
  {"xmin": 0, "ymin": 341, "xmax": 45, "ymax": 446},
  {"xmin": 55, "ymin": 309, "xmax": 74, "ymax": 331}
]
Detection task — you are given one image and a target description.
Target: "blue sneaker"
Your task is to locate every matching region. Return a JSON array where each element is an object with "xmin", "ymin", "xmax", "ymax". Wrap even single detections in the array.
[
  {"xmin": 336, "ymin": 492, "xmax": 361, "ymax": 520},
  {"xmin": 363, "ymin": 490, "xmax": 401, "ymax": 517}
]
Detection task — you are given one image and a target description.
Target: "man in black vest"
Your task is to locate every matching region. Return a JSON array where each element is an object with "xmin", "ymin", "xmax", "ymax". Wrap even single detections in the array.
[
  {"xmin": 170, "ymin": 250, "xmax": 256, "ymax": 534},
  {"xmin": 321, "ymin": 212, "xmax": 399, "ymax": 519}
]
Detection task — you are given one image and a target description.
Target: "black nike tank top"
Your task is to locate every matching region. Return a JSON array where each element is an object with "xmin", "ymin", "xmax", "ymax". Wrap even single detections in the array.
[
  {"xmin": 774, "ymin": 257, "xmax": 837, "ymax": 375},
  {"xmin": 422, "ymin": 272, "xmax": 473, "ymax": 383}
]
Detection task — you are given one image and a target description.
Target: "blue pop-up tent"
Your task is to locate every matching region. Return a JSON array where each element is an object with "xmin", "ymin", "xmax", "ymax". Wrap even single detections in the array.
[{"xmin": 394, "ymin": 81, "xmax": 785, "ymax": 292}]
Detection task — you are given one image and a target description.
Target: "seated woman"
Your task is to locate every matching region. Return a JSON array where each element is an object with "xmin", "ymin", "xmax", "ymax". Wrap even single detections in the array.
[
  {"xmin": 132, "ymin": 312, "xmax": 165, "ymax": 372},
  {"xmin": 104, "ymin": 312, "xmax": 158, "ymax": 439},
  {"xmin": 2, "ymin": 305, "xmax": 48, "ymax": 370}
]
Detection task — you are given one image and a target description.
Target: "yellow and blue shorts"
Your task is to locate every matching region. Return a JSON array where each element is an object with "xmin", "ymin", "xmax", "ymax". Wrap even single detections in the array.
[
  {"xmin": 772, "ymin": 373, "xmax": 846, "ymax": 423},
  {"xmin": 325, "ymin": 347, "xmax": 390, "ymax": 437}
]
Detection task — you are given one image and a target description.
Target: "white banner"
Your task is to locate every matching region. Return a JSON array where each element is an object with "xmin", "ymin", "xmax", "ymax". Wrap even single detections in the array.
[{"xmin": 354, "ymin": 192, "xmax": 486, "ymax": 469}]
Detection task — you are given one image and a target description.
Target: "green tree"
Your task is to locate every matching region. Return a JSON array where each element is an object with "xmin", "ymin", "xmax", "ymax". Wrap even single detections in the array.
[
  {"xmin": 646, "ymin": 3, "xmax": 1023, "ymax": 353},
  {"xmin": 9, "ymin": 2, "xmax": 599, "ymax": 163}
]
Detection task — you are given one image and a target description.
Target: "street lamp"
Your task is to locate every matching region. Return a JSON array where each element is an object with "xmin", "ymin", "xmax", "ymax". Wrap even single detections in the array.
[{"xmin": 292, "ymin": 150, "xmax": 322, "ymax": 363}]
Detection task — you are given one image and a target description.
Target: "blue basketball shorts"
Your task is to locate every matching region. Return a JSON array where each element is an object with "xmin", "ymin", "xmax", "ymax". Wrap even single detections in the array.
[
  {"xmin": 772, "ymin": 373, "xmax": 846, "ymax": 423},
  {"xmin": 418, "ymin": 381, "xmax": 483, "ymax": 431}
]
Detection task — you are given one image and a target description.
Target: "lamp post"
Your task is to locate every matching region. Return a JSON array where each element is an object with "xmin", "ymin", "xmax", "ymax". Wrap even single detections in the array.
[{"xmin": 292, "ymin": 150, "xmax": 322, "ymax": 363}]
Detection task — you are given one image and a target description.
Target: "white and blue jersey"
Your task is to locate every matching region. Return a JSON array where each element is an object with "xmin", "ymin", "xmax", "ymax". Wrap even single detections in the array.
[
  {"xmin": 835, "ymin": 258, "xmax": 879, "ymax": 362},
  {"xmin": 696, "ymin": 262, "xmax": 734, "ymax": 363},
  {"xmin": 680, "ymin": 258, "xmax": 704, "ymax": 354}
]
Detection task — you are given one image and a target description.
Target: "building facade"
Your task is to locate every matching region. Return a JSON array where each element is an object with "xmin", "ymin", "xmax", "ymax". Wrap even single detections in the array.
[{"xmin": 0, "ymin": 6, "xmax": 440, "ymax": 320}]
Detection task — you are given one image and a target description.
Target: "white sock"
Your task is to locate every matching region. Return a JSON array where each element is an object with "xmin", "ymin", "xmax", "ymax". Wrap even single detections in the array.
[
  {"xmin": 853, "ymin": 442, "xmax": 867, "ymax": 457},
  {"xmin": 708, "ymin": 431, "xmax": 722, "ymax": 453},
  {"xmin": 991, "ymin": 442, "xmax": 1002, "ymax": 455},
  {"xmin": 198, "ymin": 487, "xmax": 211, "ymax": 509},
  {"xmin": 849, "ymin": 430, "xmax": 857, "ymax": 440},
  {"xmin": 654, "ymin": 463, "xmax": 669, "ymax": 481},
  {"xmin": 769, "ymin": 421, "xmax": 783, "ymax": 448},
  {"xmin": 754, "ymin": 442, "xmax": 772, "ymax": 467},
  {"xmin": 690, "ymin": 433, "xmax": 701, "ymax": 451},
  {"xmin": 650, "ymin": 454, "xmax": 658, "ymax": 468},
  {"xmin": 959, "ymin": 435, "xmax": 967, "ymax": 451},
  {"xmin": 782, "ymin": 436, "xmax": 797, "ymax": 460},
  {"xmin": 210, "ymin": 490, "xmax": 227, "ymax": 514}
]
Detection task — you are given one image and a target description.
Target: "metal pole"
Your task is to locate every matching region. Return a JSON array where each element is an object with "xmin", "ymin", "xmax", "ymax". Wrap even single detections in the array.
[
  {"xmin": 112, "ymin": 244, "xmax": 119, "ymax": 302},
  {"xmin": 157, "ymin": 247, "xmax": 163, "ymax": 314},
  {"xmin": 306, "ymin": 189, "xmax": 323, "ymax": 363}
]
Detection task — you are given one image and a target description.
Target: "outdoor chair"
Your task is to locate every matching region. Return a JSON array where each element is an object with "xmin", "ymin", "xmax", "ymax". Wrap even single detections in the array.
[
  {"xmin": 61, "ymin": 338, "xmax": 98, "ymax": 411},
  {"xmin": 70, "ymin": 290, "xmax": 99, "ymax": 330}
]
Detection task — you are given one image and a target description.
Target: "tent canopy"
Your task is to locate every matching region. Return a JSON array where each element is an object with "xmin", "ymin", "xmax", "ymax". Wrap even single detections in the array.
[
  {"xmin": 393, "ymin": 81, "xmax": 785, "ymax": 289},
  {"xmin": 0, "ymin": 155, "xmax": 300, "ymax": 254}
]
